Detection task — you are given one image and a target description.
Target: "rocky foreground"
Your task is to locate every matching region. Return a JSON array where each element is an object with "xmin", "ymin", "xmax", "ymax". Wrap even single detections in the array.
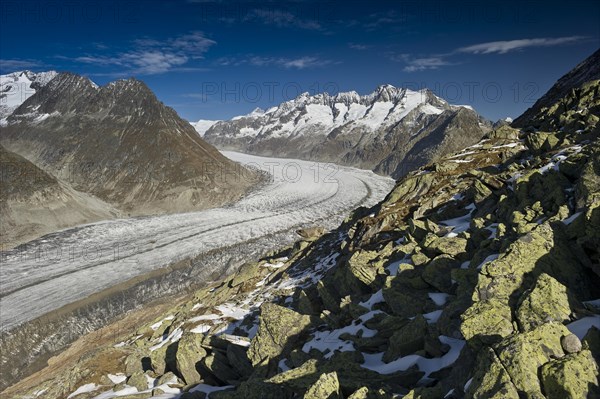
[{"xmin": 6, "ymin": 74, "xmax": 600, "ymax": 398}]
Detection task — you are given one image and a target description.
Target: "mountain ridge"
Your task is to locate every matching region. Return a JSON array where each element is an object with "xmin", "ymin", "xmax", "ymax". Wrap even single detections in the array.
[
  {"xmin": 0, "ymin": 71, "xmax": 262, "ymax": 248},
  {"xmin": 203, "ymin": 84, "xmax": 491, "ymax": 178}
]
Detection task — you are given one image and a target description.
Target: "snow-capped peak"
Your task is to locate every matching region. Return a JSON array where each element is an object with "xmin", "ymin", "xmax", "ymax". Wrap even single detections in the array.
[
  {"xmin": 0, "ymin": 70, "xmax": 58, "ymax": 118},
  {"xmin": 191, "ymin": 119, "xmax": 220, "ymax": 136},
  {"xmin": 204, "ymin": 84, "xmax": 477, "ymax": 141}
]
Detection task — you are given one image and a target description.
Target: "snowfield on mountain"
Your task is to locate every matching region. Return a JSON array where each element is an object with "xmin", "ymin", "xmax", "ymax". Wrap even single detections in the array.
[{"xmin": 204, "ymin": 85, "xmax": 492, "ymax": 178}]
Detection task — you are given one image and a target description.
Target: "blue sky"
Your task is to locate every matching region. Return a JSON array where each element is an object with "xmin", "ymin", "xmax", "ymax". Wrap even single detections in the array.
[{"xmin": 1, "ymin": 0, "xmax": 599, "ymax": 122}]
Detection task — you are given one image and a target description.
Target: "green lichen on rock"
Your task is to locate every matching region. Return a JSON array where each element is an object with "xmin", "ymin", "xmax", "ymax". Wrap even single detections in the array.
[
  {"xmin": 248, "ymin": 303, "xmax": 312, "ymax": 366},
  {"xmin": 175, "ymin": 332, "xmax": 208, "ymax": 385},
  {"xmin": 303, "ymin": 371, "xmax": 341, "ymax": 399},
  {"xmin": 516, "ymin": 273, "xmax": 573, "ymax": 331},
  {"xmin": 494, "ymin": 323, "xmax": 569, "ymax": 397},
  {"xmin": 540, "ymin": 349, "xmax": 600, "ymax": 399},
  {"xmin": 466, "ymin": 347, "xmax": 520, "ymax": 399},
  {"xmin": 383, "ymin": 315, "xmax": 428, "ymax": 362}
]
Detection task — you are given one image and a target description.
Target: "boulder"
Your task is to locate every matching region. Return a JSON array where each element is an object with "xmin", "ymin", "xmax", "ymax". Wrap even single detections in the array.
[
  {"xmin": 540, "ymin": 349, "xmax": 600, "ymax": 399},
  {"xmin": 561, "ymin": 334, "xmax": 582, "ymax": 354},
  {"xmin": 330, "ymin": 250, "xmax": 384, "ymax": 296},
  {"xmin": 384, "ymin": 173, "xmax": 437, "ymax": 205},
  {"xmin": 460, "ymin": 299, "xmax": 514, "ymax": 346},
  {"xmin": 303, "ymin": 372, "xmax": 341, "ymax": 399},
  {"xmin": 516, "ymin": 273, "xmax": 572, "ymax": 331},
  {"xmin": 127, "ymin": 371, "xmax": 149, "ymax": 392},
  {"xmin": 410, "ymin": 252, "xmax": 430, "ymax": 267},
  {"xmin": 201, "ymin": 351, "xmax": 240, "ymax": 384},
  {"xmin": 383, "ymin": 315, "xmax": 428, "ymax": 362},
  {"xmin": 382, "ymin": 276, "xmax": 433, "ymax": 318},
  {"xmin": 408, "ymin": 219, "xmax": 440, "ymax": 241},
  {"xmin": 297, "ymin": 226, "xmax": 326, "ymax": 240},
  {"xmin": 424, "ymin": 237, "xmax": 468, "ymax": 258},
  {"xmin": 232, "ymin": 379, "xmax": 293, "ymax": 399},
  {"xmin": 248, "ymin": 303, "xmax": 312, "ymax": 366},
  {"xmin": 494, "ymin": 323, "xmax": 569, "ymax": 397},
  {"xmin": 421, "ymin": 255, "xmax": 457, "ymax": 292},
  {"xmin": 175, "ymin": 332, "xmax": 208, "ymax": 385},
  {"xmin": 525, "ymin": 132, "xmax": 559, "ymax": 153},
  {"xmin": 227, "ymin": 343, "xmax": 254, "ymax": 378},
  {"xmin": 467, "ymin": 347, "xmax": 519, "ymax": 399},
  {"xmin": 486, "ymin": 125, "xmax": 520, "ymax": 140}
]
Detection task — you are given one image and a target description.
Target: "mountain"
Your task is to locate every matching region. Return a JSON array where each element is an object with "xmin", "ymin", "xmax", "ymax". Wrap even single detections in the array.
[
  {"xmin": 9, "ymin": 51, "xmax": 600, "ymax": 399},
  {"xmin": 204, "ymin": 85, "xmax": 491, "ymax": 178},
  {"xmin": 0, "ymin": 70, "xmax": 58, "ymax": 120},
  {"xmin": 0, "ymin": 145, "xmax": 118, "ymax": 249},
  {"xmin": 513, "ymin": 48, "xmax": 600, "ymax": 131},
  {"xmin": 191, "ymin": 119, "xmax": 220, "ymax": 136},
  {"xmin": 0, "ymin": 73, "xmax": 261, "ymax": 220}
]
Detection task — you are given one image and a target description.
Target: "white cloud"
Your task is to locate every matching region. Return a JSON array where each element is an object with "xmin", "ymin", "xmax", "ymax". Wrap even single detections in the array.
[
  {"xmin": 363, "ymin": 11, "xmax": 408, "ymax": 30},
  {"xmin": 402, "ymin": 57, "xmax": 451, "ymax": 72},
  {"xmin": 348, "ymin": 43, "xmax": 370, "ymax": 50},
  {"xmin": 394, "ymin": 35, "xmax": 587, "ymax": 72},
  {"xmin": 70, "ymin": 32, "xmax": 216, "ymax": 75},
  {"xmin": 244, "ymin": 9, "xmax": 322, "ymax": 31},
  {"xmin": 457, "ymin": 36, "xmax": 587, "ymax": 54},
  {"xmin": 387, "ymin": 53, "xmax": 452, "ymax": 72},
  {"xmin": 218, "ymin": 55, "xmax": 334, "ymax": 69},
  {"xmin": 281, "ymin": 56, "xmax": 331, "ymax": 69},
  {"xmin": 0, "ymin": 59, "xmax": 42, "ymax": 70}
]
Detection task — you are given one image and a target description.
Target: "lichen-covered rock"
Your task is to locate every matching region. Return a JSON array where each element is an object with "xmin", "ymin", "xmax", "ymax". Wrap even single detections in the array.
[
  {"xmin": 156, "ymin": 371, "xmax": 179, "ymax": 386},
  {"xmin": 126, "ymin": 371, "xmax": 148, "ymax": 392},
  {"xmin": 303, "ymin": 371, "xmax": 341, "ymax": 399},
  {"xmin": 486, "ymin": 125, "xmax": 520, "ymax": 140},
  {"xmin": 540, "ymin": 349, "xmax": 600, "ymax": 399},
  {"xmin": 202, "ymin": 351, "xmax": 240, "ymax": 384},
  {"xmin": 383, "ymin": 315, "xmax": 428, "ymax": 362},
  {"xmin": 382, "ymin": 276, "xmax": 433, "ymax": 318},
  {"xmin": 297, "ymin": 226, "xmax": 325, "ymax": 240},
  {"xmin": 460, "ymin": 299, "xmax": 514, "ymax": 346},
  {"xmin": 422, "ymin": 255, "xmax": 457, "ymax": 293},
  {"xmin": 175, "ymin": 332, "xmax": 208, "ymax": 385},
  {"xmin": 424, "ymin": 236, "xmax": 468, "ymax": 258},
  {"xmin": 467, "ymin": 347, "xmax": 519, "ymax": 399},
  {"xmin": 494, "ymin": 323, "xmax": 569, "ymax": 397},
  {"xmin": 408, "ymin": 218, "xmax": 441, "ymax": 241},
  {"xmin": 410, "ymin": 251, "xmax": 430, "ymax": 267},
  {"xmin": 328, "ymin": 249, "xmax": 387, "ymax": 297},
  {"xmin": 231, "ymin": 379, "xmax": 292, "ymax": 399},
  {"xmin": 248, "ymin": 303, "xmax": 312, "ymax": 366},
  {"xmin": 384, "ymin": 173, "xmax": 437, "ymax": 205},
  {"xmin": 125, "ymin": 351, "xmax": 146, "ymax": 376},
  {"xmin": 516, "ymin": 273, "xmax": 573, "ymax": 331},
  {"xmin": 525, "ymin": 132, "xmax": 560, "ymax": 153},
  {"xmin": 227, "ymin": 343, "xmax": 254, "ymax": 378}
]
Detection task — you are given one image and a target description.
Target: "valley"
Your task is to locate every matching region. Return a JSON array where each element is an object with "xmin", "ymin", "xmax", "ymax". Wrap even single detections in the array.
[{"xmin": 0, "ymin": 151, "xmax": 394, "ymax": 389}]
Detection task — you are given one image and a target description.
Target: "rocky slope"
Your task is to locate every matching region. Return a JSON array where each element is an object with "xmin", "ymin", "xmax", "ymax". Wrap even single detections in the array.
[
  {"xmin": 0, "ymin": 145, "xmax": 119, "ymax": 249},
  {"xmin": 5, "ymin": 54, "xmax": 600, "ymax": 399},
  {"xmin": 513, "ymin": 48, "xmax": 600, "ymax": 130},
  {"xmin": 204, "ymin": 86, "xmax": 491, "ymax": 178},
  {"xmin": 0, "ymin": 73, "xmax": 261, "ymax": 233}
]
